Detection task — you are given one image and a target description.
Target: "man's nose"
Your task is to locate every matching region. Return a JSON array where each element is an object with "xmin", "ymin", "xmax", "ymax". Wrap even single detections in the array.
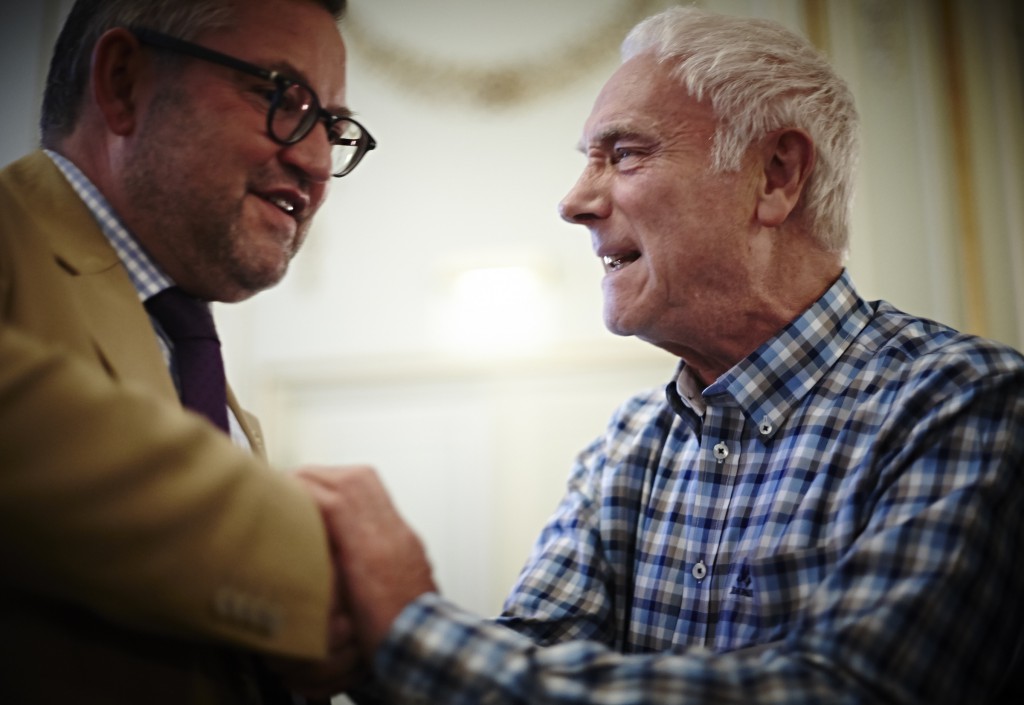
[
  {"xmin": 558, "ymin": 167, "xmax": 610, "ymax": 224},
  {"xmin": 279, "ymin": 123, "xmax": 334, "ymax": 183}
]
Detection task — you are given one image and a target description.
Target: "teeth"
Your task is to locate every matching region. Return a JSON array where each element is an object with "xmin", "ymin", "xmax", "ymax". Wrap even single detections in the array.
[
  {"xmin": 603, "ymin": 255, "xmax": 631, "ymax": 270},
  {"xmin": 270, "ymin": 197, "xmax": 295, "ymax": 214}
]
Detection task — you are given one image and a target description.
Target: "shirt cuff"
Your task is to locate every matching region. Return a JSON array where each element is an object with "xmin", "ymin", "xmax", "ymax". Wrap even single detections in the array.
[{"xmin": 373, "ymin": 592, "xmax": 527, "ymax": 705}]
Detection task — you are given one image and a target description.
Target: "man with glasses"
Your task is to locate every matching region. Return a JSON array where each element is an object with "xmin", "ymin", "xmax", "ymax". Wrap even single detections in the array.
[{"xmin": 0, "ymin": 0, "xmax": 373, "ymax": 703}]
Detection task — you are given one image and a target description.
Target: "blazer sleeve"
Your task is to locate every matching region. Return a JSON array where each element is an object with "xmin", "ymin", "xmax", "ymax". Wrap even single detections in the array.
[{"xmin": 0, "ymin": 322, "xmax": 333, "ymax": 660}]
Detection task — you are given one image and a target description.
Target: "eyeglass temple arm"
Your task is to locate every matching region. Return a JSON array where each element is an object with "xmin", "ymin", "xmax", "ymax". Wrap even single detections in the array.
[{"xmin": 130, "ymin": 27, "xmax": 282, "ymax": 85}]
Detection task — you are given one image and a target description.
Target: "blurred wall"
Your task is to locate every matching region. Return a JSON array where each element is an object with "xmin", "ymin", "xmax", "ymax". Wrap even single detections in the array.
[{"xmin": 3, "ymin": 0, "xmax": 1021, "ymax": 616}]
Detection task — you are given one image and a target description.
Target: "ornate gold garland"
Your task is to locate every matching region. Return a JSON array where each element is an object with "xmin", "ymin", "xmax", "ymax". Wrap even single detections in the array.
[{"xmin": 342, "ymin": 0, "xmax": 665, "ymax": 108}]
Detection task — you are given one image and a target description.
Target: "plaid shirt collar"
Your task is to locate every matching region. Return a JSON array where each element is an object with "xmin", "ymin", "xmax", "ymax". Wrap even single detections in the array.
[
  {"xmin": 670, "ymin": 270, "xmax": 874, "ymax": 438},
  {"xmin": 45, "ymin": 149, "xmax": 173, "ymax": 301}
]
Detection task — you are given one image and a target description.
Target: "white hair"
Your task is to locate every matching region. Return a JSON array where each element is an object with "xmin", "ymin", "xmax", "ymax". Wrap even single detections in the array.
[{"xmin": 623, "ymin": 6, "xmax": 859, "ymax": 254}]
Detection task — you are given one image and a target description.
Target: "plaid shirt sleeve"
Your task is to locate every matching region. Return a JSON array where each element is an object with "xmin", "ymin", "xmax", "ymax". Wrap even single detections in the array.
[{"xmin": 371, "ymin": 276, "xmax": 1024, "ymax": 705}]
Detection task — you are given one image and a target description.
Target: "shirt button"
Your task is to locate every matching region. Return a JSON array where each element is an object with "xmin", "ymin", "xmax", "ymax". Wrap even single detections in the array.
[
  {"xmin": 759, "ymin": 418, "xmax": 773, "ymax": 435},
  {"xmin": 692, "ymin": 560, "xmax": 708, "ymax": 580},
  {"xmin": 713, "ymin": 442, "xmax": 729, "ymax": 461}
]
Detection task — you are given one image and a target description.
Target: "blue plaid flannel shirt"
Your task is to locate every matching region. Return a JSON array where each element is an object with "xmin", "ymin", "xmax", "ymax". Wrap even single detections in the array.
[{"xmin": 374, "ymin": 271, "xmax": 1024, "ymax": 705}]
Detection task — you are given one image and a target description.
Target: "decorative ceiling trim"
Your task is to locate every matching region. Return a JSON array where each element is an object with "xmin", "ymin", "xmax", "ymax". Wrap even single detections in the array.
[{"xmin": 342, "ymin": 0, "xmax": 663, "ymax": 109}]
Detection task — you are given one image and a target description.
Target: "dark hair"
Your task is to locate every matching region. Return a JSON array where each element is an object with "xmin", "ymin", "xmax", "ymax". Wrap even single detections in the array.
[{"xmin": 39, "ymin": 0, "xmax": 347, "ymax": 148}]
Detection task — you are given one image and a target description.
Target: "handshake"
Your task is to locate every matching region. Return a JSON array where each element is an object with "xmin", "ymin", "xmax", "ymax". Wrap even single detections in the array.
[{"xmin": 268, "ymin": 466, "xmax": 438, "ymax": 699}]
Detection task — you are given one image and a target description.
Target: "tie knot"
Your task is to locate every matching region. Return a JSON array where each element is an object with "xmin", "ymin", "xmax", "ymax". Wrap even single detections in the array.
[{"xmin": 144, "ymin": 286, "xmax": 219, "ymax": 342}]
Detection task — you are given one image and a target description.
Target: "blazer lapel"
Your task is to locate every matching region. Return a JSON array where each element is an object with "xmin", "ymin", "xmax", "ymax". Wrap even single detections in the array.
[
  {"xmin": 71, "ymin": 266, "xmax": 179, "ymax": 402},
  {"xmin": 227, "ymin": 387, "xmax": 268, "ymax": 460},
  {"xmin": 19, "ymin": 152, "xmax": 267, "ymax": 456},
  {"xmin": 22, "ymin": 152, "xmax": 177, "ymax": 403}
]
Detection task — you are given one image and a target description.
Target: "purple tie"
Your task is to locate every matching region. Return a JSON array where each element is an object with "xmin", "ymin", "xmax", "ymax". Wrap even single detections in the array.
[{"xmin": 144, "ymin": 287, "xmax": 230, "ymax": 433}]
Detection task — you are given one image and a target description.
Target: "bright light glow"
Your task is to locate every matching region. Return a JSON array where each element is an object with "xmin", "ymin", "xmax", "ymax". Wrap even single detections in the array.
[{"xmin": 440, "ymin": 265, "xmax": 552, "ymax": 355}]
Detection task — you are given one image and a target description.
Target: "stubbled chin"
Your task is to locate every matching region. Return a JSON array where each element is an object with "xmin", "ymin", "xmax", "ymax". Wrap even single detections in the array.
[{"xmin": 224, "ymin": 233, "xmax": 295, "ymax": 298}]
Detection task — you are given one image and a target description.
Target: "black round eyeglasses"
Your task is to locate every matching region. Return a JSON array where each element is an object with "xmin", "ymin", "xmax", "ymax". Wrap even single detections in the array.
[{"xmin": 131, "ymin": 27, "xmax": 376, "ymax": 177}]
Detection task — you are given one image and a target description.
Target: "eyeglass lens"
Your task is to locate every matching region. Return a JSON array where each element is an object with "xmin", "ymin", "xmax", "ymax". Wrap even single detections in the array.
[{"xmin": 270, "ymin": 82, "xmax": 368, "ymax": 176}]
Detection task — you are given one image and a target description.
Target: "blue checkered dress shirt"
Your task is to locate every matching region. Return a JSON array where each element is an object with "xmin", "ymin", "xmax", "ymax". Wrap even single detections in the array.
[{"xmin": 374, "ymin": 271, "xmax": 1024, "ymax": 704}]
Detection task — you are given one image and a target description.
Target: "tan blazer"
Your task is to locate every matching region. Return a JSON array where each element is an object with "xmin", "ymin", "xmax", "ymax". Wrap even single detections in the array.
[{"xmin": 0, "ymin": 152, "xmax": 332, "ymax": 704}]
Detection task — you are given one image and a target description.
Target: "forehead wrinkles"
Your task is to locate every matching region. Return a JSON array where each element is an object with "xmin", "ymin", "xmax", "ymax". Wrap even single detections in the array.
[{"xmin": 580, "ymin": 56, "xmax": 716, "ymax": 155}]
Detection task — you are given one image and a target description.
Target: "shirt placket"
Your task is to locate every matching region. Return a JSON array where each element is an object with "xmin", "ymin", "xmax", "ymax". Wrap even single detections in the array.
[{"xmin": 677, "ymin": 400, "xmax": 745, "ymax": 648}]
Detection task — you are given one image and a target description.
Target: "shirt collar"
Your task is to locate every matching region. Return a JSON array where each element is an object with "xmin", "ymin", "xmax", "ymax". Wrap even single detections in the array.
[
  {"xmin": 668, "ymin": 271, "xmax": 874, "ymax": 439},
  {"xmin": 45, "ymin": 150, "xmax": 173, "ymax": 302}
]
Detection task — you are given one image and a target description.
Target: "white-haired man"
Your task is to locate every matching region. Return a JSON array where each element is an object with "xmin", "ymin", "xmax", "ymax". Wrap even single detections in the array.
[{"xmin": 303, "ymin": 7, "xmax": 1024, "ymax": 704}]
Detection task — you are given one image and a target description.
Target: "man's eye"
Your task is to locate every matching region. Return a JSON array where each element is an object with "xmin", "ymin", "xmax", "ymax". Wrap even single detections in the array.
[
  {"xmin": 612, "ymin": 147, "xmax": 640, "ymax": 165},
  {"xmin": 277, "ymin": 91, "xmax": 304, "ymax": 112},
  {"xmin": 257, "ymin": 83, "xmax": 308, "ymax": 114}
]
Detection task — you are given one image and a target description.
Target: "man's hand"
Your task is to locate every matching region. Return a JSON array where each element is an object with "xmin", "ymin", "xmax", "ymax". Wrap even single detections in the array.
[
  {"xmin": 296, "ymin": 466, "xmax": 438, "ymax": 656},
  {"xmin": 265, "ymin": 465, "xmax": 378, "ymax": 697}
]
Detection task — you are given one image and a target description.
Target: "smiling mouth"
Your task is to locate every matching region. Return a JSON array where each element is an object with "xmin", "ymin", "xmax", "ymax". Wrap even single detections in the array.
[
  {"xmin": 602, "ymin": 252, "xmax": 641, "ymax": 271},
  {"xmin": 267, "ymin": 196, "xmax": 297, "ymax": 215}
]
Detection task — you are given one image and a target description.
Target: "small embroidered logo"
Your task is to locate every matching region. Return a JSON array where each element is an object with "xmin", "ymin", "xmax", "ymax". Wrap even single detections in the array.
[{"xmin": 729, "ymin": 565, "xmax": 753, "ymax": 597}]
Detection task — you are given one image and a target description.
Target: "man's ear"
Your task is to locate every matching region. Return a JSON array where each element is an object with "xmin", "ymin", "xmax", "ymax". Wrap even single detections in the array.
[
  {"xmin": 756, "ymin": 128, "xmax": 815, "ymax": 228},
  {"xmin": 90, "ymin": 28, "xmax": 148, "ymax": 137}
]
